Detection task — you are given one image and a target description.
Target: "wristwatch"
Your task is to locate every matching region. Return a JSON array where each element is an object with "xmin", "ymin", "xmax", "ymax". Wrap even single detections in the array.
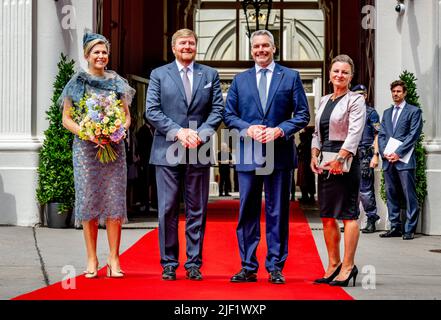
[{"xmin": 336, "ymin": 156, "xmax": 345, "ymax": 164}]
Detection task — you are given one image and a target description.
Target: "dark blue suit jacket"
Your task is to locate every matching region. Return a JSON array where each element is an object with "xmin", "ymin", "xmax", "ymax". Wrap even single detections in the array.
[
  {"xmin": 146, "ymin": 62, "xmax": 224, "ymax": 167},
  {"xmin": 223, "ymin": 64, "xmax": 310, "ymax": 172},
  {"xmin": 378, "ymin": 103, "xmax": 423, "ymax": 171}
]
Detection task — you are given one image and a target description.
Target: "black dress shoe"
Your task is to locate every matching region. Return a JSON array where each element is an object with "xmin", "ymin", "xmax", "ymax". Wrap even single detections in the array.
[
  {"xmin": 230, "ymin": 269, "xmax": 257, "ymax": 283},
  {"xmin": 186, "ymin": 267, "xmax": 203, "ymax": 281},
  {"xmin": 402, "ymin": 233, "xmax": 415, "ymax": 240},
  {"xmin": 379, "ymin": 228, "xmax": 402, "ymax": 238},
  {"xmin": 162, "ymin": 266, "xmax": 176, "ymax": 281},
  {"xmin": 269, "ymin": 270, "xmax": 285, "ymax": 284},
  {"xmin": 313, "ymin": 264, "xmax": 342, "ymax": 284},
  {"xmin": 361, "ymin": 219, "xmax": 376, "ymax": 233}
]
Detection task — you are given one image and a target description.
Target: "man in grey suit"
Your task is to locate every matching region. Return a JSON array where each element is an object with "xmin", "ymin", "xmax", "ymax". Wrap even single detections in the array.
[
  {"xmin": 378, "ymin": 80, "xmax": 423, "ymax": 240},
  {"xmin": 146, "ymin": 29, "xmax": 224, "ymax": 280}
]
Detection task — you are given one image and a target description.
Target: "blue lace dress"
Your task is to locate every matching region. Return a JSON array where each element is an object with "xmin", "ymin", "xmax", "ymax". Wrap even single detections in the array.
[{"xmin": 60, "ymin": 71, "xmax": 135, "ymax": 227}]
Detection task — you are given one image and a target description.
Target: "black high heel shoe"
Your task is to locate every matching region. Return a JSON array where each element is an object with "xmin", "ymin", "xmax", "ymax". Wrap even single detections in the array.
[
  {"xmin": 313, "ymin": 264, "xmax": 342, "ymax": 284},
  {"xmin": 329, "ymin": 265, "xmax": 358, "ymax": 287}
]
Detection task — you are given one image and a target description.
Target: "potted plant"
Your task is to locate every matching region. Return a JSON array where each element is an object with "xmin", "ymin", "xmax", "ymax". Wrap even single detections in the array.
[{"xmin": 36, "ymin": 53, "xmax": 76, "ymax": 228}]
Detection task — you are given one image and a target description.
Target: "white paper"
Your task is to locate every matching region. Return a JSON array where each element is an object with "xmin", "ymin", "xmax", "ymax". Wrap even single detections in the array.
[{"xmin": 384, "ymin": 137, "xmax": 414, "ymax": 164}]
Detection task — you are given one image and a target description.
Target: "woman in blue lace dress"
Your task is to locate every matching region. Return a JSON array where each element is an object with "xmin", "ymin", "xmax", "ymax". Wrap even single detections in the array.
[{"xmin": 61, "ymin": 33, "xmax": 135, "ymax": 279}]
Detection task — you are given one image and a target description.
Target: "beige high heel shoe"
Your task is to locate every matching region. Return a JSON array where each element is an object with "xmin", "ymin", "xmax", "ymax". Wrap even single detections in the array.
[
  {"xmin": 106, "ymin": 263, "xmax": 125, "ymax": 278},
  {"xmin": 83, "ymin": 262, "xmax": 99, "ymax": 279}
]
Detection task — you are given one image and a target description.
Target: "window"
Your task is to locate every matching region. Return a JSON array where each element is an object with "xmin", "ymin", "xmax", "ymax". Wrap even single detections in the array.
[
  {"xmin": 195, "ymin": 0, "xmax": 324, "ymax": 67},
  {"xmin": 196, "ymin": 10, "xmax": 237, "ymax": 61},
  {"xmin": 196, "ymin": 0, "xmax": 323, "ymax": 118}
]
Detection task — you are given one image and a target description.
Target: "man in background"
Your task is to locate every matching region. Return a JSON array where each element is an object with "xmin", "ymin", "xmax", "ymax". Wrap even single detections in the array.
[
  {"xmin": 378, "ymin": 80, "xmax": 423, "ymax": 240},
  {"xmin": 351, "ymin": 84, "xmax": 380, "ymax": 233}
]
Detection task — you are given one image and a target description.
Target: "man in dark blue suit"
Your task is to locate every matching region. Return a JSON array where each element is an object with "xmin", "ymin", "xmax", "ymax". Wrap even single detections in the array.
[
  {"xmin": 146, "ymin": 29, "xmax": 223, "ymax": 280},
  {"xmin": 378, "ymin": 80, "xmax": 423, "ymax": 240},
  {"xmin": 223, "ymin": 30, "xmax": 310, "ymax": 284}
]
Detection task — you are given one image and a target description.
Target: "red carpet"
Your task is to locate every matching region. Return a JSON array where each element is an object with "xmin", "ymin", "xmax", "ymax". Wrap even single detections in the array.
[{"xmin": 14, "ymin": 200, "xmax": 353, "ymax": 300}]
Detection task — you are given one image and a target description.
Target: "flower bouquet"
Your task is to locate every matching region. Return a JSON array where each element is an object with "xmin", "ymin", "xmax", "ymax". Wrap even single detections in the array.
[{"xmin": 73, "ymin": 92, "xmax": 126, "ymax": 163}]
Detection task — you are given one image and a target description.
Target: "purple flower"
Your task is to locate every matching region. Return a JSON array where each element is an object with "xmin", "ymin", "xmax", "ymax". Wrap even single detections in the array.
[
  {"xmin": 110, "ymin": 126, "xmax": 126, "ymax": 142},
  {"xmin": 87, "ymin": 109, "xmax": 101, "ymax": 122},
  {"xmin": 86, "ymin": 98, "xmax": 96, "ymax": 109}
]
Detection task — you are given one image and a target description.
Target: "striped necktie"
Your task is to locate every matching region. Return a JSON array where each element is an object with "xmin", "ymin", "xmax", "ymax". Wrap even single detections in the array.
[{"xmin": 392, "ymin": 105, "xmax": 400, "ymax": 130}]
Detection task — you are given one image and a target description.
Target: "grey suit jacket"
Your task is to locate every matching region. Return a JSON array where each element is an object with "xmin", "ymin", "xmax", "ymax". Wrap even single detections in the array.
[
  {"xmin": 146, "ymin": 61, "xmax": 224, "ymax": 166},
  {"xmin": 312, "ymin": 91, "xmax": 366, "ymax": 155}
]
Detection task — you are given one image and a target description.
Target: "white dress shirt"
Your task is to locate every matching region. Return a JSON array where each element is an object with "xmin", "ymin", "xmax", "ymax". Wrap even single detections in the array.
[
  {"xmin": 392, "ymin": 100, "xmax": 406, "ymax": 126},
  {"xmin": 175, "ymin": 60, "xmax": 194, "ymax": 92},
  {"xmin": 254, "ymin": 61, "xmax": 284, "ymax": 136},
  {"xmin": 255, "ymin": 61, "xmax": 275, "ymax": 98}
]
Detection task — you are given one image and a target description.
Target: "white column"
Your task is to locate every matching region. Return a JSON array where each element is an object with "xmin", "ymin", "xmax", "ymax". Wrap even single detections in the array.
[
  {"xmin": 0, "ymin": 0, "xmax": 40, "ymax": 226},
  {"xmin": 374, "ymin": 0, "xmax": 405, "ymax": 232},
  {"xmin": 421, "ymin": 0, "xmax": 441, "ymax": 235},
  {"xmin": 375, "ymin": 0, "xmax": 441, "ymax": 235},
  {"xmin": 0, "ymin": 0, "xmax": 95, "ymax": 226},
  {"xmin": 0, "ymin": 0, "xmax": 32, "ymax": 137}
]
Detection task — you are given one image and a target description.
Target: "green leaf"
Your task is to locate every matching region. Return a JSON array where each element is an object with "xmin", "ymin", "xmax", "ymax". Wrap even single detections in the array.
[{"xmin": 36, "ymin": 53, "xmax": 76, "ymax": 209}]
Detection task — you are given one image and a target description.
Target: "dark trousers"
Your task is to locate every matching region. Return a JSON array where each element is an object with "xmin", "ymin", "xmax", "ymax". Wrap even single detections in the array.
[
  {"xmin": 359, "ymin": 171, "xmax": 379, "ymax": 221},
  {"xmin": 218, "ymin": 165, "xmax": 231, "ymax": 195},
  {"xmin": 156, "ymin": 165, "xmax": 210, "ymax": 270},
  {"xmin": 358, "ymin": 148, "xmax": 379, "ymax": 221},
  {"xmin": 291, "ymin": 173, "xmax": 296, "ymax": 200},
  {"xmin": 138, "ymin": 162, "xmax": 157, "ymax": 214},
  {"xmin": 384, "ymin": 166, "xmax": 419, "ymax": 234},
  {"xmin": 236, "ymin": 170, "xmax": 292, "ymax": 273}
]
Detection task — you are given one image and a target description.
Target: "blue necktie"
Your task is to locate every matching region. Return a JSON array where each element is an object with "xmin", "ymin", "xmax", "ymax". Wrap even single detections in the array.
[
  {"xmin": 258, "ymin": 69, "xmax": 268, "ymax": 111},
  {"xmin": 392, "ymin": 106, "xmax": 400, "ymax": 130}
]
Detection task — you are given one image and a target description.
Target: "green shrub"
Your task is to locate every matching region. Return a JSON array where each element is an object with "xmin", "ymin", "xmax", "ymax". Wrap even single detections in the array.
[{"xmin": 36, "ymin": 54, "xmax": 76, "ymax": 212}]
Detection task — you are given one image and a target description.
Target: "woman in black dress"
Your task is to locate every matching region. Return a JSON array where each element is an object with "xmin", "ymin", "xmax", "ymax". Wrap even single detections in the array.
[{"xmin": 310, "ymin": 55, "xmax": 366, "ymax": 287}]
